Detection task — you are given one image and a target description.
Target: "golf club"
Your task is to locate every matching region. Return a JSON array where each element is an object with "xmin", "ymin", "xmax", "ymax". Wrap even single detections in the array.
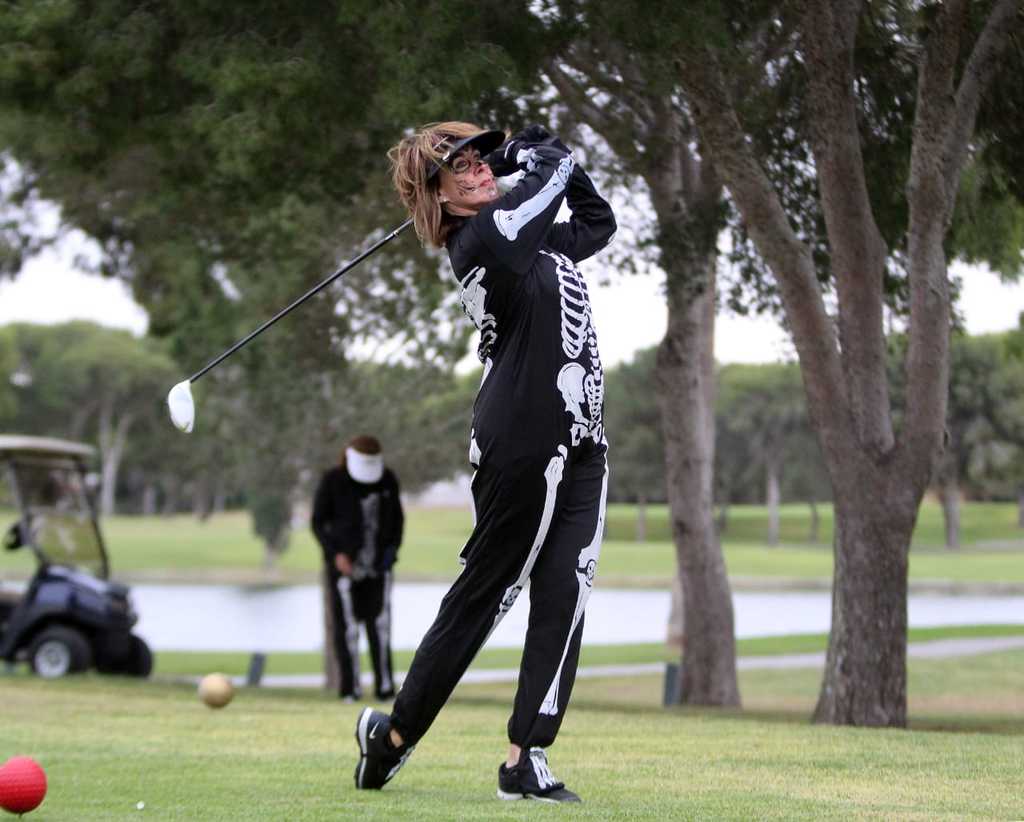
[{"xmin": 167, "ymin": 218, "xmax": 413, "ymax": 433}]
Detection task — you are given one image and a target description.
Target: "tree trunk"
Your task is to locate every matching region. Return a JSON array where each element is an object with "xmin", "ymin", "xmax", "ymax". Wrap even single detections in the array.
[
  {"xmin": 1018, "ymin": 487, "xmax": 1024, "ymax": 529},
  {"xmin": 666, "ymin": 572, "xmax": 685, "ymax": 653},
  {"xmin": 545, "ymin": 49, "xmax": 737, "ymax": 707},
  {"xmin": 635, "ymin": 494, "xmax": 647, "ymax": 542},
  {"xmin": 98, "ymin": 405, "xmax": 133, "ymax": 517},
  {"xmin": 940, "ymin": 478, "xmax": 960, "ymax": 551},
  {"xmin": 716, "ymin": 501, "xmax": 729, "ymax": 536},
  {"xmin": 656, "ymin": 248, "xmax": 740, "ymax": 707},
  {"xmin": 322, "ymin": 567, "xmax": 340, "ymax": 693},
  {"xmin": 676, "ymin": 0, "xmax": 1017, "ymax": 727},
  {"xmin": 141, "ymin": 485, "xmax": 157, "ymax": 516},
  {"xmin": 262, "ymin": 541, "xmax": 282, "ymax": 571},
  {"xmin": 212, "ymin": 477, "xmax": 227, "ymax": 514},
  {"xmin": 765, "ymin": 456, "xmax": 781, "ymax": 547},
  {"xmin": 813, "ymin": 486, "xmax": 915, "ymax": 726},
  {"xmin": 160, "ymin": 477, "xmax": 180, "ymax": 515},
  {"xmin": 192, "ymin": 474, "xmax": 214, "ymax": 521},
  {"xmin": 808, "ymin": 498, "xmax": 819, "ymax": 543}
]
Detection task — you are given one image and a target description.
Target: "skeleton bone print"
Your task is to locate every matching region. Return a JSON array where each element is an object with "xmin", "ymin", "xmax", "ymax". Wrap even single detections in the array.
[
  {"xmin": 458, "ymin": 266, "xmax": 497, "ymax": 362},
  {"xmin": 543, "ymin": 249, "xmax": 604, "ymax": 445}
]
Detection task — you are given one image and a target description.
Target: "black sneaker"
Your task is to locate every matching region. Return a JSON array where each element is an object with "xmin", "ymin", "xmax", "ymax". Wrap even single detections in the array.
[
  {"xmin": 497, "ymin": 747, "xmax": 581, "ymax": 803},
  {"xmin": 353, "ymin": 707, "xmax": 414, "ymax": 790}
]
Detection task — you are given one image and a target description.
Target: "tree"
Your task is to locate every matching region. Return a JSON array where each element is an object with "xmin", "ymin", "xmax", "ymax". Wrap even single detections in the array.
[
  {"xmin": 603, "ymin": 347, "xmax": 666, "ymax": 539},
  {"xmin": 0, "ymin": 325, "xmax": 18, "ymax": 426},
  {"xmin": 676, "ymin": 0, "xmax": 1022, "ymax": 725},
  {"xmin": 536, "ymin": 3, "xmax": 743, "ymax": 708},
  {"xmin": 890, "ymin": 331, "xmax": 1024, "ymax": 549},
  {"xmin": 0, "ymin": 0, "xmax": 748, "ymax": 705},
  {"xmin": 4, "ymin": 322, "xmax": 178, "ymax": 513},
  {"xmin": 717, "ymin": 362, "xmax": 813, "ymax": 545},
  {"xmin": 0, "ymin": 1, "xmax": 491, "ymax": 552}
]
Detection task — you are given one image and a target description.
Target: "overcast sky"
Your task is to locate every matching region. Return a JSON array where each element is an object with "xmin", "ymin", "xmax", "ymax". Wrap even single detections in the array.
[{"xmin": 0, "ymin": 231, "xmax": 1021, "ymax": 368}]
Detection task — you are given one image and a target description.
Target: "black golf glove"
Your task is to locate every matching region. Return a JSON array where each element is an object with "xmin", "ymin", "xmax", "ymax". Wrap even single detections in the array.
[{"xmin": 485, "ymin": 124, "xmax": 570, "ymax": 176}]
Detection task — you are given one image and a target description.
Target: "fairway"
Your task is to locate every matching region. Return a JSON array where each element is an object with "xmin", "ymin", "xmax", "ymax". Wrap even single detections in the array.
[
  {"xmin": 4, "ymin": 501, "xmax": 1023, "ymax": 587},
  {"xmin": 1, "ymin": 650, "xmax": 1020, "ymax": 820}
]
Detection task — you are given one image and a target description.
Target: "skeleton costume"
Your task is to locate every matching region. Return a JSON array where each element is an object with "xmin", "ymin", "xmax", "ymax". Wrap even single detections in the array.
[
  {"xmin": 390, "ymin": 135, "xmax": 615, "ymax": 751},
  {"xmin": 311, "ymin": 448, "xmax": 403, "ymax": 700}
]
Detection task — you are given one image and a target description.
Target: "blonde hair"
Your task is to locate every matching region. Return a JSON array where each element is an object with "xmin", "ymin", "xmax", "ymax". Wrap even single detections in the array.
[{"xmin": 387, "ymin": 121, "xmax": 499, "ymax": 248}]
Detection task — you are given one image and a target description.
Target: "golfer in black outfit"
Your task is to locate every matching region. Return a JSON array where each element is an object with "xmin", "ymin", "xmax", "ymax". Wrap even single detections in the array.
[
  {"xmin": 353, "ymin": 123, "xmax": 614, "ymax": 803},
  {"xmin": 312, "ymin": 435, "xmax": 403, "ymax": 701}
]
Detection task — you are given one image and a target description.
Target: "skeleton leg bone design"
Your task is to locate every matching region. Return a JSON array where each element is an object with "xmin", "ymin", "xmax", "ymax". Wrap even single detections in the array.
[
  {"xmin": 336, "ymin": 576, "xmax": 362, "ymax": 696},
  {"xmin": 487, "ymin": 445, "xmax": 568, "ymax": 638},
  {"xmin": 539, "ymin": 451, "xmax": 609, "ymax": 716}
]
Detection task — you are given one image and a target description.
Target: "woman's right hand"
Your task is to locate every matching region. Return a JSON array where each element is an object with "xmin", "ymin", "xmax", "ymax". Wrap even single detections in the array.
[
  {"xmin": 485, "ymin": 125, "xmax": 569, "ymax": 176},
  {"xmin": 334, "ymin": 553, "xmax": 353, "ymax": 576}
]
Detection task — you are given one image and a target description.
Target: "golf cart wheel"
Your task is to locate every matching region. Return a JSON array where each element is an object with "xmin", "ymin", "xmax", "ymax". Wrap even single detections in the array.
[
  {"xmin": 123, "ymin": 635, "xmax": 153, "ymax": 678},
  {"xmin": 28, "ymin": 626, "xmax": 93, "ymax": 678},
  {"xmin": 96, "ymin": 632, "xmax": 153, "ymax": 677}
]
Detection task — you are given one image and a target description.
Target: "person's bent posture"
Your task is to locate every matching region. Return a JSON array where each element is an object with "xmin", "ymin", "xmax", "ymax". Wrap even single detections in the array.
[
  {"xmin": 353, "ymin": 122, "xmax": 615, "ymax": 803},
  {"xmin": 312, "ymin": 435, "xmax": 403, "ymax": 701}
]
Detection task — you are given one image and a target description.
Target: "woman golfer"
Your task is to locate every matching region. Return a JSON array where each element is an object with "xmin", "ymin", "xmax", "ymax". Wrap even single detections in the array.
[{"xmin": 353, "ymin": 122, "xmax": 615, "ymax": 803}]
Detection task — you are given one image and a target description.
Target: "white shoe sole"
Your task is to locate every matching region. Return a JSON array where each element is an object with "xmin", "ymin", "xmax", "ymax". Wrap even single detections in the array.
[
  {"xmin": 497, "ymin": 788, "xmax": 560, "ymax": 804},
  {"xmin": 354, "ymin": 707, "xmax": 373, "ymax": 788}
]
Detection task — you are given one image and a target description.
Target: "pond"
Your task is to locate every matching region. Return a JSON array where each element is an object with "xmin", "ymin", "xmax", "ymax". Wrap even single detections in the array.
[{"xmin": 128, "ymin": 583, "xmax": 1024, "ymax": 652}]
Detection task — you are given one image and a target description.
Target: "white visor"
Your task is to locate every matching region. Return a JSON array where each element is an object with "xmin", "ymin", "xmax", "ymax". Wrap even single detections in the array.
[{"xmin": 345, "ymin": 448, "xmax": 384, "ymax": 484}]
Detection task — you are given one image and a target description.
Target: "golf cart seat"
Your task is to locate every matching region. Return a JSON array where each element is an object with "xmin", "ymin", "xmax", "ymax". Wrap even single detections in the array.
[{"xmin": 0, "ymin": 584, "xmax": 20, "ymax": 626}]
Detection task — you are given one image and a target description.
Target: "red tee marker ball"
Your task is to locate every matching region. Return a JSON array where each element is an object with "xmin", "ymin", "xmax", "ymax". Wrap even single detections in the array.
[{"xmin": 0, "ymin": 756, "xmax": 47, "ymax": 815}]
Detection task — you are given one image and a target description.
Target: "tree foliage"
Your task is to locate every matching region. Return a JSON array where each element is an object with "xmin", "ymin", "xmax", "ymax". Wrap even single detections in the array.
[
  {"xmin": 603, "ymin": 347, "xmax": 665, "ymax": 504},
  {"xmin": 0, "ymin": 1, "xmax": 540, "ymax": 547},
  {"xmin": 675, "ymin": 0, "xmax": 1022, "ymax": 726}
]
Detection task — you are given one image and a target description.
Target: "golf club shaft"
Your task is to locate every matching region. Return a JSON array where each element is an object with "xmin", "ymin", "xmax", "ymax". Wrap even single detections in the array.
[{"xmin": 187, "ymin": 218, "xmax": 413, "ymax": 384}]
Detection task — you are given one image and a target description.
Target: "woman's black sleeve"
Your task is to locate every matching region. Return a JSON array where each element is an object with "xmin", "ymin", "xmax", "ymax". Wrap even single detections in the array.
[
  {"xmin": 471, "ymin": 144, "xmax": 576, "ymax": 275},
  {"xmin": 544, "ymin": 165, "xmax": 616, "ymax": 263}
]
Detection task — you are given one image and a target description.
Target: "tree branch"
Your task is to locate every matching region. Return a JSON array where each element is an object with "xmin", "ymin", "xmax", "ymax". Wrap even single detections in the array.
[
  {"xmin": 676, "ymin": 46, "xmax": 853, "ymax": 464},
  {"xmin": 545, "ymin": 59, "xmax": 644, "ymax": 162},
  {"xmin": 902, "ymin": 0, "xmax": 1020, "ymax": 484},
  {"xmin": 944, "ymin": 0, "xmax": 1021, "ymax": 208},
  {"xmin": 801, "ymin": 0, "xmax": 893, "ymax": 456}
]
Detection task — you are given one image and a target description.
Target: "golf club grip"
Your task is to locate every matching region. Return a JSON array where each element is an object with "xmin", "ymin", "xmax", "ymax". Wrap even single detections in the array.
[{"xmin": 188, "ymin": 218, "xmax": 414, "ymax": 384}]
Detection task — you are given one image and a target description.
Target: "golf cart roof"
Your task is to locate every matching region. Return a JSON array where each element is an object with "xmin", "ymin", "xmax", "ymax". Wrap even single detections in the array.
[{"xmin": 0, "ymin": 436, "xmax": 95, "ymax": 461}]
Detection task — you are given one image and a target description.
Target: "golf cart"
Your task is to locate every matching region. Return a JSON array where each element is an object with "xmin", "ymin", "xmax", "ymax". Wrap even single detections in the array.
[{"xmin": 0, "ymin": 435, "xmax": 152, "ymax": 679}]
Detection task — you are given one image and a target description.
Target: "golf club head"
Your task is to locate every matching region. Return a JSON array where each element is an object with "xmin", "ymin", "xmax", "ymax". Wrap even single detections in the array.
[{"xmin": 167, "ymin": 380, "xmax": 195, "ymax": 433}]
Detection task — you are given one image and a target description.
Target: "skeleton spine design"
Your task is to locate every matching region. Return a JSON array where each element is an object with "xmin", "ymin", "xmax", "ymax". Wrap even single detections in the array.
[{"xmin": 584, "ymin": 323, "xmax": 604, "ymax": 433}]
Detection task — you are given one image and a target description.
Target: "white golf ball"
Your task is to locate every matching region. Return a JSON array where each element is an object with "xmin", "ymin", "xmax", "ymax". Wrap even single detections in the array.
[{"xmin": 137, "ymin": 801, "xmax": 145, "ymax": 810}]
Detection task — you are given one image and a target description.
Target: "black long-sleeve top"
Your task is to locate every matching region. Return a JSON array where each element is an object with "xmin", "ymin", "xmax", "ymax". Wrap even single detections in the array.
[
  {"xmin": 446, "ymin": 140, "xmax": 616, "ymax": 457},
  {"xmin": 310, "ymin": 466, "xmax": 404, "ymax": 577}
]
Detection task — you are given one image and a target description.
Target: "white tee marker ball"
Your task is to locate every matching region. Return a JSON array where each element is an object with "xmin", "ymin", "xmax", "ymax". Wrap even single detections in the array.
[
  {"xmin": 167, "ymin": 380, "xmax": 195, "ymax": 433},
  {"xmin": 198, "ymin": 673, "xmax": 235, "ymax": 708}
]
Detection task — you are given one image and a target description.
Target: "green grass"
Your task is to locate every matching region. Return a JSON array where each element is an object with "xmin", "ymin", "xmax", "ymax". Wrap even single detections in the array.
[
  {"xmin": 1, "ymin": 650, "xmax": 1021, "ymax": 819},
  {"xmin": 606, "ymin": 500, "xmax": 1024, "ymax": 548},
  {"xmin": 2, "ymin": 501, "xmax": 1023, "ymax": 585},
  {"xmin": 139, "ymin": 624, "xmax": 1024, "ymax": 678}
]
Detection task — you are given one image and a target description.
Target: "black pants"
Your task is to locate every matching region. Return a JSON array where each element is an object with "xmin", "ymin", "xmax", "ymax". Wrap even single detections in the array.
[
  {"xmin": 391, "ymin": 437, "xmax": 608, "ymax": 749},
  {"xmin": 330, "ymin": 572, "xmax": 395, "ymax": 699}
]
